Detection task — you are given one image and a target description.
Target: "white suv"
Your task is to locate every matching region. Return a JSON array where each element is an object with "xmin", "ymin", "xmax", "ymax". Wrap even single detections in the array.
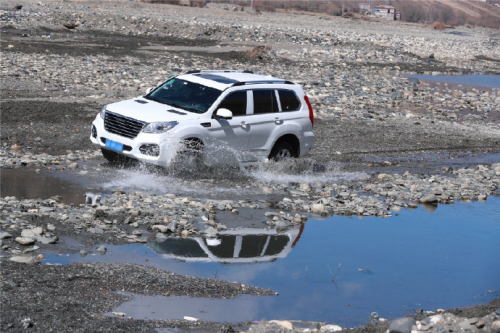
[{"xmin": 90, "ymin": 70, "xmax": 314, "ymax": 167}]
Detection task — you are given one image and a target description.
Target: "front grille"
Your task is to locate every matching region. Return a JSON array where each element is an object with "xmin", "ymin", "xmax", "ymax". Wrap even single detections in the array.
[{"xmin": 104, "ymin": 111, "xmax": 146, "ymax": 139}]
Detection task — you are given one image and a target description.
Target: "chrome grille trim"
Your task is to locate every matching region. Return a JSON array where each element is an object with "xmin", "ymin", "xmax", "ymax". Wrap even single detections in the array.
[{"xmin": 104, "ymin": 111, "xmax": 146, "ymax": 139}]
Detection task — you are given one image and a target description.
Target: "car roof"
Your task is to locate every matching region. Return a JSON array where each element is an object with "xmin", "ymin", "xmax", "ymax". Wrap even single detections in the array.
[{"xmin": 177, "ymin": 71, "xmax": 290, "ymax": 91}]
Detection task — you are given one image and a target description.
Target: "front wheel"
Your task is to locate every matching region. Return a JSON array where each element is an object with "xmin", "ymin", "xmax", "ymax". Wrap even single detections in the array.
[
  {"xmin": 101, "ymin": 148, "xmax": 130, "ymax": 165},
  {"xmin": 269, "ymin": 142, "xmax": 296, "ymax": 162}
]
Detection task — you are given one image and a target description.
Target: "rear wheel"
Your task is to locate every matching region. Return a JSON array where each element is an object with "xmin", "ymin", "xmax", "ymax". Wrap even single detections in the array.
[{"xmin": 269, "ymin": 141, "xmax": 296, "ymax": 162}]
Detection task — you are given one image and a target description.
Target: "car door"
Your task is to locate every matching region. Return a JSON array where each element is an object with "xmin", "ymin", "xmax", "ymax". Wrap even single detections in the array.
[
  {"xmin": 203, "ymin": 90, "xmax": 255, "ymax": 163},
  {"xmin": 246, "ymin": 89, "xmax": 283, "ymax": 156}
]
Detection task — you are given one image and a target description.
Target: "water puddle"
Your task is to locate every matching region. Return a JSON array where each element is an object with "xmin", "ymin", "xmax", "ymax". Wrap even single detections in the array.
[
  {"xmin": 42, "ymin": 197, "xmax": 500, "ymax": 327},
  {"xmin": 409, "ymin": 74, "xmax": 500, "ymax": 88}
]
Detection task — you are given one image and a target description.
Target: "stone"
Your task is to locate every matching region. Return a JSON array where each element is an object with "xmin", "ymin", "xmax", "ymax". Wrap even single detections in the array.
[
  {"xmin": 389, "ymin": 317, "xmax": 416, "ymax": 333},
  {"xmin": 112, "ymin": 312, "xmax": 126, "ymax": 317},
  {"xmin": 371, "ymin": 312, "xmax": 379, "ymax": 319},
  {"xmin": 311, "ymin": 203, "xmax": 325, "ymax": 213},
  {"xmin": 321, "ymin": 324, "xmax": 342, "ymax": 332},
  {"xmin": 184, "ymin": 316, "xmax": 199, "ymax": 322},
  {"xmin": 491, "ymin": 321, "xmax": 500, "ymax": 331},
  {"xmin": 15, "ymin": 237, "xmax": 36, "ymax": 245},
  {"xmin": 68, "ymin": 162, "xmax": 78, "ymax": 169},
  {"xmin": 270, "ymin": 320, "xmax": 293, "ymax": 330},
  {"xmin": 97, "ymin": 246, "xmax": 107, "ymax": 253},
  {"xmin": 378, "ymin": 174, "xmax": 392, "ymax": 181},
  {"xmin": 156, "ymin": 232, "xmax": 167, "ymax": 240},
  {"xmin": 420, "ymin": 194, "xmax": 438, "ymax": 204},
  {"xmin": 9, "ymin": 255, "xmax": 35, "ymax": 263},
  {"xmin": 0, "ymin": 231, "xmax": 12, "ymax": 239},
  {"xmin": 152, "ymin": 225, "xmax": 168, "ymax": 233}
]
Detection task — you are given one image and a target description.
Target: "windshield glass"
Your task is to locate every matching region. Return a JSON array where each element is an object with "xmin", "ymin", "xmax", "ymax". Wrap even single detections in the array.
[{"xmin": 146, "ymin": 78, "xmax": 222, "ymax": 114}]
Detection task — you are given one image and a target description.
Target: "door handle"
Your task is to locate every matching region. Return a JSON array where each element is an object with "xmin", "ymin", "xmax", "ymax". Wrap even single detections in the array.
[
  {"xmin": 240, "ymin": 121, "xmax": 250, "ymax": 128},
  {"xmin": 274, "ymin": 118, "xmax": 284, "ymax": 124}
]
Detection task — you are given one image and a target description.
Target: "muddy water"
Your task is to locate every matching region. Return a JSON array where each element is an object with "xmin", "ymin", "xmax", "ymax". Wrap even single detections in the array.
[
  {"xmin": 0, "ymin": 159, "xmax": 369, "ymax": 203},
  {"xmin": 43, "ymin": 197, "xmax": 500, "ymax": 327}
]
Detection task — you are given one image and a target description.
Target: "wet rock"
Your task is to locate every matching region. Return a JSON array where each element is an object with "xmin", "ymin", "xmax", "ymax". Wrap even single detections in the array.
[
  {"xmin": 97, "ymin": 245, "xmax": 107, "ymax": 253},
  {"xmin": 420, "ymin": 194, "xmax": 438, "ymax": 204},
  {"xmin": 68, "ymin": 162, "xmax": 78, "ymax": 169},
  {"xmin": 389, "ymin": 317, "xmax": 416, "ymax": 333},
  {"xmin": 268, "ymin": 320, "xmax": 293, "ymax": 330},
  {"xmin": 311, "ymin": 203, "xmax": 325, "ymax": 214},
  {"xmin": 321, "ymin": 324, "xmax": 342, "ymax": 332}
]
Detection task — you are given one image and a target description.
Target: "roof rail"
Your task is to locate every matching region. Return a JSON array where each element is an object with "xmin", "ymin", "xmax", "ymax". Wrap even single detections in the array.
[
  {"xmin": 232, "ymin": 80, "xmax": 294, "ymax": 86},
  {"xmin": 186, "ymin": 69, "xmax": 254, "ymax": 74}
]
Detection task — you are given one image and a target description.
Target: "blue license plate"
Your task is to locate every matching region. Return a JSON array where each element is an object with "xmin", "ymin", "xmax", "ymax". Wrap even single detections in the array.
[{"xmin": 105, "ymin": 139, "xmax": 124, "ymax": 152}]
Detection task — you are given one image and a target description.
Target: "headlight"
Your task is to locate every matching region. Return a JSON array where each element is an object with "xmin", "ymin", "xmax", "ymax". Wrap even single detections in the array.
[
  {"xmin": 142, "ymin": 121, "xmax": 178, "ymax": 134},
  {"xmin": 100, "ymin": 105, "xmax": 107, "ymax": 119}
]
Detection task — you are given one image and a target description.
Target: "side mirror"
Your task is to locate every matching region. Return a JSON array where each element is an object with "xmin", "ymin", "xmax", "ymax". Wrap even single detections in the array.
[
  {"xmin": 214, "ymin": 108, "xmax": 233, "ymax": 120},
  {"xmin": 145, "ymin": 87, "xmax": 154, "ymax": 95}
]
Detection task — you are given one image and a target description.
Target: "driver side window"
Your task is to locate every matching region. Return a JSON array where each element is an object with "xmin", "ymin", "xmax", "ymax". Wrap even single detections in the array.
[{"xmin": 217, "ymin": 91, "xmax": 247, "ymax": 117}]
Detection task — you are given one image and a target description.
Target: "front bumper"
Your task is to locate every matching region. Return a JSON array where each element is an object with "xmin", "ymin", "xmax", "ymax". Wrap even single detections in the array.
[{"xmin": 90, "ymin": 116, "xmax": 178, "ymax": 167}]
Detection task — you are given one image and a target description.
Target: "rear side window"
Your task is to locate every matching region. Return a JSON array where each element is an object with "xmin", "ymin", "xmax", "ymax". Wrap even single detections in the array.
[
  {"xmin": 253, "ymin": 90, "xmax": 279, "ymax": 114},
  {"xmin": 278, "ymin": 90, "xmax": 300, "ymax": 112},
  {"xmin": 217, "ymin": 91, "xmax": 247, "ymax": 116}
]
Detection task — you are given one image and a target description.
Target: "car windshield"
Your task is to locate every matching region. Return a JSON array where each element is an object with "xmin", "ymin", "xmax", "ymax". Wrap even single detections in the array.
[{"xmin": 145, "ymin": 78, "xmax": 222, "ymax": 114}]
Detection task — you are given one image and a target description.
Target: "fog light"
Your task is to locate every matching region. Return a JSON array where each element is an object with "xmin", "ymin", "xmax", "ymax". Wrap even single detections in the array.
[
  {"xmin": 91, "ymin": 125, "xmax": 97, "ymax": 139},
  {"xmin": 139, "ymin": 144, "xmax": 160, "ymax": 157}
]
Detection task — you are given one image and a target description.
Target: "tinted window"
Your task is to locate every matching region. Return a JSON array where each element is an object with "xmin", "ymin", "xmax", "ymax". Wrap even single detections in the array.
[
  {"xmin": 278, "ymin": 90, "xmax": 300, "ymax": 112},
  {"xmin": 147, "ymin": 78, "xmax": 222, "ymax": 114},
  {"xmin": 217, "ymin": 91, "xmax": 247, "ymax": 116},
  {"xmin": 253, "ymin": 90, "xmax": 279, "ymax": 114}
]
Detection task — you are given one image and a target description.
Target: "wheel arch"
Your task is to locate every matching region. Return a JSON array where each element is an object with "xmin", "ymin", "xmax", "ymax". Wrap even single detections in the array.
[{"xmin": 271, "ymin": 134, "xmax": 300, "ymax": 158}]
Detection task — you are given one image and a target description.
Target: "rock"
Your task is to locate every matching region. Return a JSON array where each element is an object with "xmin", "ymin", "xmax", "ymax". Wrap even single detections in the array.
[
  {"xmin": 97, "ymin": 246, "xmax": 107, "ymax": 253},
  {"xmin": 420, "ymin": 194, "xmax": 438, "ymax": 204},
  {"xmin": 311, "ymin": 203, "xmax": 325, "ymax": 213},
  {"xmin": 0, "ymin": 231, "xmax": 12, "ymax": 239},
  {"xmin": 377, "ymin": 173, "xmax": 392, "ymax": 181},
  {"xmin": 15, "ymin": 237, "xmax": 36, "ymax": 245},
  {"xmin": 112, "ymin": 312, "xmax": 126, "ymax": 317},
  {"xmin": 68, "ymin": 162, "xmax": 79, "ymax": 169},
  {"xmin": 491, "ymin": 321, "xmax": 500, "ymax": 331},
  {"xmin": 156, "ymin": 232, "xmax": 167, "ymax": 240},
  {"xmin": 181, "ymin": 230, "xmax": 190, "ymax": 237},
  {"xmin": 184, "ymin": 316, "xmax": 199, "ymax": 322},
  {"xmin": 270, "ymin": 320, "xmax": 293, "ymax": 330},
  {"xmin": 389, "ymin": 317, "xmax": 416, "ymax": 333},
  {"xmin": 21, "ymin": 318, "xmax": 33, "ymax": 329},
  {"xmin": 371, "ymin": 312, "xmax": 379, "ymax": 319},
  {"xmin": 10, "ymin": 255, "xmax": 35, "ymax": 263},
  {"xmin": 321, "ymin": 324, "xmax": 342, "ymax": 332},
  {"xmin": 152, "ymin": 225, "xmax": 168, "ymax": 233}
]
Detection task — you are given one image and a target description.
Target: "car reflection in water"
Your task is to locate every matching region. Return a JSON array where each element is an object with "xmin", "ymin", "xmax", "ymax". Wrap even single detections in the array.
[
  {"xmin": 148, "ymin": 224, "xmax": 305, "ymax": 264},
  {"xmin": 84, "ymin": 192, "xmax": 305, "ymax": 264}
]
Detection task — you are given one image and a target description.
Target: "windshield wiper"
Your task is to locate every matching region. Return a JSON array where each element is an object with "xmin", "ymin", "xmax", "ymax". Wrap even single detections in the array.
[{"xmin": 145, "ymin": 96, "xmax": 166, "ymax": 104}]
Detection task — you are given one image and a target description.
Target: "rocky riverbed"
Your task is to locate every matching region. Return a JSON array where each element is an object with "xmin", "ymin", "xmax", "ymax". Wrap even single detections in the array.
[{"xmin": 1, "ymin": 0, "xmax": 500, "ymax": 332}]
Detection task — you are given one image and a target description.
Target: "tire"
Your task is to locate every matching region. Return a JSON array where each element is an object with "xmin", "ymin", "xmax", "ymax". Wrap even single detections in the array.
[
  {"xmin": 173, "ymin": 140, "xmax": 204, "ymax": 167},
  {"xmin": 269, "ymin": 141, "xmax": 296, "ymax": 162}
]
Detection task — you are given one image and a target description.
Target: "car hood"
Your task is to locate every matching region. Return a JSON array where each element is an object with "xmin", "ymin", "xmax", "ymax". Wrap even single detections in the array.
[{"xmin": 106, "ymin": 97, "xmax": 202, "ymax": 123}]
